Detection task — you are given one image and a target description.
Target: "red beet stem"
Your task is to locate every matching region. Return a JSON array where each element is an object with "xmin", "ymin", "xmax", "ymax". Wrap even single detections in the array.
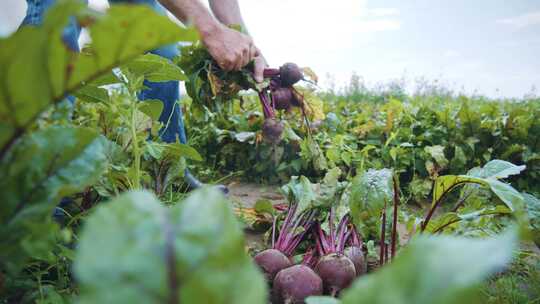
[
  {"xmin": 263, "ymin": 68, "xmax": 280, "ymax": 78},
  {"xmin": 379, "ymin": 200, "xmax": 387, "ymax": 266},
  {"xmin": 391, "ymin": 176, "xmax": 399, "ymax": 260}
]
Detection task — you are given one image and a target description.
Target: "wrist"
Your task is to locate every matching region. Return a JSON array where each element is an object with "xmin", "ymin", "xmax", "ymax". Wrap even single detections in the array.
[{"xmin": 195, "ymin": 14, "xmax": 222, "ymax": 41}]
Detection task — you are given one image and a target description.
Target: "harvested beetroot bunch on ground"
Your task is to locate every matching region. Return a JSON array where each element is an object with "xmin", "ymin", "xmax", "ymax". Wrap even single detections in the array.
[
  {"xmin": 254, "ymin": 202, "xmax": 315, "ymax": 282},
  {"xmin": 314, "ymin": 211, "xmax": 358, "ymax": 297}
]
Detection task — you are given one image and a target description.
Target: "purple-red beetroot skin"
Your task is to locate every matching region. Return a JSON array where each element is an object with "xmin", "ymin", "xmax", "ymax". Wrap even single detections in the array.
[
  {"xmin": 344, "ymin": 246, "xmax": 367, "ymax": 276},
  {"xmin": 279, "ymin": 63, "xmax": 303, "ymax": 87},
  {"xmin": 262, "ymin": 119, "xmax": 284, "ymax": 144},
  {"xmin": 254, "ymin": 249, "xmax": 292, "ymax": 282},
  {"xmin": 272, "ymin": 87, "xmax": 293, "ymax": 110},
  {"xmin": 273, "ymin": 265, "xmax": 323, "ymax": 304},
  {"xmin": 315, "ymin": 253, "xmax": 356, "ymax": 296}
]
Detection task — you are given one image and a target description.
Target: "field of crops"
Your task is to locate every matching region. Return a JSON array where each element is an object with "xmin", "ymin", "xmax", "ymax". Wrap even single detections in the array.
[{"xmin": 1, "ymin": 3, "xmax": 540, "ymax": 304}]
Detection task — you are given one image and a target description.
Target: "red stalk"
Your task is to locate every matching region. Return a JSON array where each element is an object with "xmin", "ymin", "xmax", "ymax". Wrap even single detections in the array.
[
  {"xmin": 379, "ymin": 200, "xmax": 387, "ymax": 266},
  {"xmin": 391, "ymin": 176, "xmax": 399, "ymax": 260}
]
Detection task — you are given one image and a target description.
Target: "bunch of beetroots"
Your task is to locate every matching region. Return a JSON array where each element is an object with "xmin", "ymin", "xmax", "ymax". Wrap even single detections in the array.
[
  {"xmin": 254, "ymin": 205, "xmax": 367, "ymax": 304},
  {"xmin": 259, "ymin": 63, "xmax": 306, "ymax": 144}
]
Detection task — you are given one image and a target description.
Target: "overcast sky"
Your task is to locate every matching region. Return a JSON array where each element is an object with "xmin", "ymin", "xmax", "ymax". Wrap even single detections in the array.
[{"xmin": 1, "ymin": 0, "xmax": 539, "ymax": 97}]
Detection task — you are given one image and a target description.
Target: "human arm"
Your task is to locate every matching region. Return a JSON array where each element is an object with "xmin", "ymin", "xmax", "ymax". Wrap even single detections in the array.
[
  {"xmin": 208, "ymin": 0, "xmax": 267, "ymax": 82},
  {"xmin": 157, "ymin": 0, "xmax": 258, "ymax": 71}
]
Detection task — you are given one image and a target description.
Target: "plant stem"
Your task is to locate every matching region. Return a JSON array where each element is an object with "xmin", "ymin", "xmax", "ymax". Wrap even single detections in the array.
[
  {"xmin": 130, "ymin": 98, "xmax": 141, "ymax": 189},
  {"xmin": 391, "ymin": 176, "xmax": 399, "ymax": 260},
  {"xmin": 379, "ymin": 199, "xmax": 387, "ymax": 266}
]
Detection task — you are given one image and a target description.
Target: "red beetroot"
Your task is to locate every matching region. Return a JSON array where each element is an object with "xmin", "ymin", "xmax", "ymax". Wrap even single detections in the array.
[
  {"xmin": 272, "ymin": 87, "xmax": 293, "ymax": 110},
  {"xmin": 344, "ymin": 226, "xmax": 366, "ymax": 276},
  {"xmin": 314, "ymin": 211, "xmax": 358, "ymax": 296},
  {"xmin": 315, "ymin": 253, "xmax": 356, "ymax": 296},
  {"xmin": 262, "ymin": 118, "xmax": 284, "ymax": 144},
  {"xmin": 279, "ymin": 63, "xmax": 303, "ymax": 87},
  {"xmin": 344, "ymin": 246, "xmax": 366, "ymax": 276},
  {"xmin": 254, "ymin": 249, "xmax": 292, "ymax": 282},
  {"xmin": 273, "ymin": 264, "xmax": 323, "ymax": 304},
  {"xmin": 253, "ymin": 203, "xmax": 315, "ymax": 284}
]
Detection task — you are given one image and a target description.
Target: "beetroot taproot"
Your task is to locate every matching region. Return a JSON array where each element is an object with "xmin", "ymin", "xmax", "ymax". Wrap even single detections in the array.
[
  {"xmin": 279, "ymin": 63, "xmax": 303, "ymax": 86},
  {"xmin": 273, "ymin": 264, "xmax": 323, "ymax": 304},
  {"xmin": 262, "ymin": 118, "xmax": 284, "ymax": 143},
  {"xmin": 254, "ymin": 249, "xmax": 292, "ymax": 282},
  {"xmin": 344, "ymin": 246, "xmax": 366, "ymax": 276}
]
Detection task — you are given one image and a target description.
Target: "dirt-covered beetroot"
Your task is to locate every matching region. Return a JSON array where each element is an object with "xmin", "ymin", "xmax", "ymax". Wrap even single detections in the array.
[
  {"xmin": 344, "ymin": 246, "xmax": 366, "ymax": 276},
  {"xmin": 262, "ymin": 118, "xmax": 284, "ymax": 143},
  {"xmin": 315, "ymin": 253, "xmax": 356, "ymax": 296},
  {"xmin": 279, "ymin": 63, "xmax": 303, "ymax": 87},
  {"xmin": 272, "ymin": 87, "xmax": 293, "ymax": 110},
  {"xmin": 254, "ymin": 249, "xmax": 292, "ymax": 281},
  {"xmin": 273, "ymin": 264, "xmax": 323, "ymax": 304}
]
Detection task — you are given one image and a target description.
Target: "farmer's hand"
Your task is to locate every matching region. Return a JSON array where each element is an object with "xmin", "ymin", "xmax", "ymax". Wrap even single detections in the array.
[
  {"xmin": 253, "ymin": 55, "xmax": 268, "ymax": 83},
  {"xmin": 202, "ymin": 24, "xmax": 260, "ymax": 72}
]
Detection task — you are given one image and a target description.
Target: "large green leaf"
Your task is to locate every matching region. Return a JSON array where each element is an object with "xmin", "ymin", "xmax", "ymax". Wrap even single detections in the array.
[
  {"xmin": 424, "ymin": 205, "xmax": 512, "ymax": 233},
  {"xmin": 340, "ymin": 230, "xmax": 517, "ymax": 304},
  {"xmin": 430, "ymin": 174, "xmax": 523, "ymax": 212},
  {"xmin": 523, "ymin": 193, "xmax": 540, "ymax": 245},
  {"xmin": 0, "ymin": 0, "xmax": 197, "ymax": 154},
  {"xmin": 0, "ymin": 126, "xmax": 111, "ymax": 272},
  {"xmin": 75, "ymin": 188, "xmax": 267, "ymax": 304},
  {"xmin": 467, "ymin": 159, "xmax": 526, "ymax": 179},
  {"xmin": 349, "ymin": 169, "xmax": 394, "ymax": 237},
  {"xmin": 124, "ymin": 53, "xmax": 187, "ymax": 82}
]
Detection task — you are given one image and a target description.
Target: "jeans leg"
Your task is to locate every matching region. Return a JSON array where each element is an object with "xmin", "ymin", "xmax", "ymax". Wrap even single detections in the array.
[
  {"xmin": 111, "ymin": 0, "xmax": 187, "ymax": 145},
  {"xmin": 23, "ymin": 0, "xmax": 84, "ymax": 52},
  {"xmin": 138, "ymin": 45, "xmax": 187, "ymax": 144}
]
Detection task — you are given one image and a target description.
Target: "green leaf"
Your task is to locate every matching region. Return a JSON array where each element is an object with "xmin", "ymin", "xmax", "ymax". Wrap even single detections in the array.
[
  {"xmin": 340, "ymin": 230, "xmax": 517, "ymax": 304},
  {"xmin": 138, "ymin": 99, "xmax": 164, "ymax": 121},
  {"xmin": 523, "ymin": 193, "xmax": 540, "ymax": 245},
  {"xmin": 234, "ymin": 131, "xmax": 256, "ymax": 143},
  {"xmin": 0, "ymin": 126, "xmax": 111, "ymax": 273},
  {"xmin": 75, "ymin": 188, "xmax": 267, "ymax": 304},
  {"xmin": 430, "ymin": 175, "xmax": 523, "ymax": 212},
  {"xmin": 349, "ymin": 169, "xmax": 394, "ymax": 237},
  {"xmin": 425, "ymin": 145, "xmax": 448, "ymax": 168},
  {"xmin": 254, "ymin": 199, "xmax": 275, "ymax": 215},
  {"xmin": 306, "ymin": 296, "xmax": 342, "ymax": 304},
  {"xmin": 124, "ymin": 53, "xmax": 187, "ymax": 82},
  {"xmin": 0, "ymin": 1, "xmax": 197, "ymax": 153},
  {"xmin": 74, "ymin": 84, "xmax": 109, "ymax": 103},
  {"xmin": 467, "ymin": 159, "xmax": 526, "ymax": 180},
  {"xmin": 281, "ymin": 176, "xmax": 319, "ymax": 216},
  {"xmin": 425, "ymin": 206, "xmax": 513, "ymax": 233},
  {"xmin": 165, "ymin": 143, "xmax": 203, "ymax": 161}
]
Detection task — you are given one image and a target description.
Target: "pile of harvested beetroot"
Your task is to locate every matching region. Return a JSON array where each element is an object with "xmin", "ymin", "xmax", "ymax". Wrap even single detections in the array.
[
  {"xmin": 253, "ymin": 204, "xmax": 365, "ymax": 303},
  {"xmin": 247, "ymin": 172, "xmax": 401, "ymax": 304}
]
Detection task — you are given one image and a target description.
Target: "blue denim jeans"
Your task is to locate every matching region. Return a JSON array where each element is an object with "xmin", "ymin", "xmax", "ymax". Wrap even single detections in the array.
[{"xmin": 22, "ymin": 0, "xmax": 187, "ymax": 144}]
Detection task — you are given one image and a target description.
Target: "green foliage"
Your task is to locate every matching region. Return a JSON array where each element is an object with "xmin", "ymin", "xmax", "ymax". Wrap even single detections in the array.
[
  {"xmin": 422, "ymin": 160, "xmax": 527, "ymax": 233},
  {"xmin": 523, "ymin": 193, "xmax": 540, "ymax": 246},
  {"xmin": 75, "ymin": 188, "xmax": 267, "ymax": 304},
  {"xmin": 0, "ymin": 1, "xmax": 196, "ymax": 155},
  {"xmin": 338, "ymin": 229, "xmax": 517, "ymax": 304},
  {"xmin": 349, "ymin": 168, "xmax": 394, "ymax": 238},
  {"xmin": 0, "ymin": 126, "xmax": 110, "ymax": 273},
  {"xmin": 0, "ymin": 1, "xmax": 199, "ymax": 301}
]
